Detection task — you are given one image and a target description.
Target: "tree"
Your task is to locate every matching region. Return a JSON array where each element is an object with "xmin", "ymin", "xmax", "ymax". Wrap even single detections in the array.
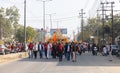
[
  {"xmin": 0, "ymin": 7, "xmax": 12, "ymax": 39},
  {"xmin": 26, "ymin": 26, "xmax": 38, "ymax": 42},
  {"xmin": 6, "ymin": 6, "xmax": 20, "ymax": 35},
  {"xmin": 0, "ymin": 6, "xmax": 19, "ymax": 41},
  {"xmin": 77, "ymin": 17, "xmax": 102, "ymax": 43},
  {"xmin": 15, "ymin": 26, "xmax": 38, "ymax": 43},
  {"xmin": 77, "ymin": 13, "xmax": 120, "ymax": 45},
  {"xmin": 15, "ymin": 26, "xmax": 24, "ymax": 42}
]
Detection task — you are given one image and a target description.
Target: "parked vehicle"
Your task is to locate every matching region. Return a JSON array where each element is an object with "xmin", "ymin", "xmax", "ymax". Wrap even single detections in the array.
[
  {"xmin": 0, "ymin": 45, "xmax": 11, "ymax": 55},
  {"xmin": 111, "ymin": 45, "xmax": 119, "ymax": 55},
  {"xmin": 116, "ymin": 45, "xmax": 120, "ymax": 58}
]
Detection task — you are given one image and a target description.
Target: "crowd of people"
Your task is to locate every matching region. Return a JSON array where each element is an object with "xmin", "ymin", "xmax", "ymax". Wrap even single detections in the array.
[
  {"xmin": 28, "ymin": 41, "xmax": 113, "ymax": 62},
  {"xmin": 5, "ymin": 42, "xmax": 25, "ymax": 53}
]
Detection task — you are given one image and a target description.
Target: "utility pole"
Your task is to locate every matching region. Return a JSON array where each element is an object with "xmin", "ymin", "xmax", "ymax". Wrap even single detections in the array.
[
  {"xmin": 101, "ymin": 2, "xmax": 105, "ymax": 45},
  {"xmin": 73, "ymin": 30, "xmax": 75, "ymax": 41},
  {"xmin": 57, "ymin": 21, "xmax": 60, "ymax": 29},
  {"xmin": 99, "ymin": 1, "xmax": 115, "ymax": 45},
  {"xmin": 77, "ymin": 26, "xmax": 80, "ymax": 42},
  {"xmin": 97, "ymin": 10, "xmax": 100, "ymax": 45},
  {"xmin": 24, "ymin": 0, "xmax": 26, "ymax": 49},
  {"xmin": 0, "ymin": 20, "xmax": 1, "ymax": 40},
  {"xmin": 43, "ymin": 1, "xmax": 46, "ymax": 30},
  {"xmin": 79, "ymin": 9, "xmax": 85, "ymax": 42},
  {"xmin": 49, "ymin": 14, "xmax": 52, "ymax": 29},
  {"xmin": 111, "ymin": 2, "xmax": 114, "ymax": 44},
  {"xmin": 47, "ymin": 13, "xmax": 55, "ymax": 29},
  {"xmin": 37, "ymin": 0, "xmax": 52, "ymax": 42},
  {"xmin": 43, "ymin": 1, "xmax": 46, "ymax": 42}
]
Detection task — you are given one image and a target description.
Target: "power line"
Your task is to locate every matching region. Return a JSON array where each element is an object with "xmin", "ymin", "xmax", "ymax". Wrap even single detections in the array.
[
  {"xmin": 83, "ymin": 0, "xmax": 89, "ymax": 10},
  {"xmin": 89, "ymin": 0, "xmax": 101, "ymax": 18},
  {"xmin": 20, "ymin": 15, "xmax": 79, "ymax": 21}
]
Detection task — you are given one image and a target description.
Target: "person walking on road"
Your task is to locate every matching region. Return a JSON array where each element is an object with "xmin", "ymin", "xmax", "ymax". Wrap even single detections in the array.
[
  {"xmin": 64, "ymin": 42, "xmax": 71, "ymax": 61},
  {"xmin": 28, "ymin": 42, "xmax": 34, "ymax": 59},
  {"xmin": 71, "ymin": 42, "xmax": 77, "ymax": 62},
  {"xmin": 44, "ymin": 42, "xmax": 48, "ymax": 59},
  {"xmin": 38, "ymin": 41, "xmax": 43, "ymax": 59},
  {"xmin": 78, "ymin": 43, "xmax": 82, "ymax": 55},
  {"xmin": 58, "ymin": 42, "xmax": 64, "ymax": 62},
  {"xmin": 47, "ymin": 42, "xmax": 51, "ymax": 59},
  {"xmin": 33, "ymin": 43, "xmax": 38, "ymax": 59},
  {"xmin": 51, "ymin": 42, "xmax": 57, "ymax": 59},
  {"xmin": 103, "ymin": 45, "xmax": 107, "ymax": 56}
]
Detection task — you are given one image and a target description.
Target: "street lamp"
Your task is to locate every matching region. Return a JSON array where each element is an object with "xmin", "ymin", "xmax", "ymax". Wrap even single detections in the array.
[{"xmin": 38, "ymin": 0, "xmax": 52, "ymax": 42}]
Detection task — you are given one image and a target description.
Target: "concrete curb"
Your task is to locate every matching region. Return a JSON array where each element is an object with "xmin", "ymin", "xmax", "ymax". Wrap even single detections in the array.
[{"xmin": 0, "ymin": 52, "xmax": 28, "ymax": 64}]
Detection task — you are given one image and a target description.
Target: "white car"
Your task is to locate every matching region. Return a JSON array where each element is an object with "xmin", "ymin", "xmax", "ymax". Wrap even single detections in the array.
[{"xmin": 0, "ymin": 45, "xmax": 11, "ymax": 55}]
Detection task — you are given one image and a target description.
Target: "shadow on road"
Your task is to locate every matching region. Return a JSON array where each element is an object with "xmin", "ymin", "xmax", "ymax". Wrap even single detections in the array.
[
  {"xmin": 19, "ymin": 54, "xmax": 120, "ymax": 67},
  {"xmin": 57, "ymin": 56, "xmax": 120, "ymax": 66},
  {"xmin": 19, "ymin": 57, "xmax": 59, "ymax": 62}
]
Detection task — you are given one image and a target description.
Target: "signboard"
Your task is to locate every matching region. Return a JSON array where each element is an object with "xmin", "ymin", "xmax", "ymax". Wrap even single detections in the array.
[{"xmin": 50, "ymin": 28, "xmax": 67, "ymax": 35}]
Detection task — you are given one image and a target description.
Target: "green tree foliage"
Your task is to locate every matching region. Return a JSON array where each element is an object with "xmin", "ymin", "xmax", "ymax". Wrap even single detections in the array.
[
  {"xmin": 112, "ymin": 14, "xmax": 120, "ymax": 38},
  {"xmin": 0, "ymin": 7, "xmax": 13, "ymax": 39},
  {"xmin": 15, "ymin": 26, "xmax": 38, "ymax": 43},
  {"xmin": 26, "ymin": 26, "xmax": 38, "ymax": 42},
  {"xmin": 0, "ymin": 6, "xmax": 19, "ymax": 40},
  {"xmin": 77, "ymin": 13, "xmax": 120, "ymax": 44},
  {"xmin": 15, "ymin": 26, "xmax": 24, "ymax": 42},
  {"xmin": 6, "ymin": 6, "xmax": 20, "ymax": 34},
  {"xmin": 77, "ymin": 17, "xmax": 102, "ymax": 42}
]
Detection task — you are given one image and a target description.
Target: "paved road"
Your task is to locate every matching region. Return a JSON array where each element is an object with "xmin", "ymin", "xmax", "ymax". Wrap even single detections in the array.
[{"xmin": 0, "ymin": 53, "xmax": 120, "ymax": 73}]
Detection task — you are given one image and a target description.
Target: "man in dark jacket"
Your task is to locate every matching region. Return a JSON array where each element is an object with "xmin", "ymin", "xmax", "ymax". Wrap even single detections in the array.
[
  {"xmin": 58, "ymin": 42, "xmax": 64, "ymax": 62},
  {"xmin": 64, "ymin": 42, "xmax": 71, "ymax": 61},
  {"xmin": 38, "ymin": 41, "xmax": 43, "ymax": 59},
  {"xmin": 52, "ymin": 42, "xmax": 57, "ymax": 58}
]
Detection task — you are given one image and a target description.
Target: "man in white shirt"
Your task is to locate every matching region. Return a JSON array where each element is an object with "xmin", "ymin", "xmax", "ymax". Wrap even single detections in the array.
[
  {"xmin": 103, "ymin": 45, "xmax": 107, "ymax": 56},
  {"xmin": 47, "ymin": 42, "xmax": 51, "ymax": 59}
]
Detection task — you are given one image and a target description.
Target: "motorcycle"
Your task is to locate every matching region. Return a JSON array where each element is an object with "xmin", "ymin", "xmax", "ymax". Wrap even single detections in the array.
[
  {"xmin": 116, "ymin": 49, "xmax": 120, "ymax": 58},
  {"xmin": 93, "ymin": 47, "xmax": 97, "ymax": 56}
]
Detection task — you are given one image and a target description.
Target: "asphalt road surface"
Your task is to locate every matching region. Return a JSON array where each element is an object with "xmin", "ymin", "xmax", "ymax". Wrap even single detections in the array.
[{"xmin": 0, "ymin": 52, "xmax": 120, "ymax": 73}]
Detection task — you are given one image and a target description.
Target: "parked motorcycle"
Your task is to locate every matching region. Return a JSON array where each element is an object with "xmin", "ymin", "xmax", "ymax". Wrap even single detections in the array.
[
  {"xmin": 116, "ymin": 49, "xmax": 120, "ymax": 58},
  {"xmin": 92, "ymin": 47, "xmax": 97, "ymax": 56}
]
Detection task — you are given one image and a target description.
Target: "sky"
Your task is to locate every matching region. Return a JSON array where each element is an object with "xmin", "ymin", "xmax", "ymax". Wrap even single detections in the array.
[{"xmin": 0, "ymin": 0, "xmax": 120, "ymax": 39}]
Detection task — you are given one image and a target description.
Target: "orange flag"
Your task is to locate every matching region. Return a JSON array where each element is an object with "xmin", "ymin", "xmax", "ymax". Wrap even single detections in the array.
[
  {"xmin": 53, "ymin": 34, "xmax": 57, "ymax": 42},
  {"xmin": 66, "ymin": 38, "xmax": 69, "ymax": 43}
]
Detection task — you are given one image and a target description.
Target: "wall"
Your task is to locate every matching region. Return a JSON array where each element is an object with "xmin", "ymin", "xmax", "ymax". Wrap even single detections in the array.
[{"xmin": 0, "ymin": 52, "xmax": 28, "ymax": 64}]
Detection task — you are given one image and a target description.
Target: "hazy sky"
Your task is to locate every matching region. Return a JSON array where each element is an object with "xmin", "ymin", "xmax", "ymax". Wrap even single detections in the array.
[{"xmin": 0, "ymin": 0, "xmax": 120, "ymax": 39}]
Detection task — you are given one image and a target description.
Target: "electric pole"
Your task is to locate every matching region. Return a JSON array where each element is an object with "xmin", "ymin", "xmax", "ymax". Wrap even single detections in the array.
[
  {"xmin": 37, "ymin": 0, "xmax": 52, "ymax": 42},
  {"xmin": 101, "ymin": 2, "xmax": 105, "ymax": 45},
  {"xmin": 47, "ymin": 13, "xmax": 55, "ymax": 30},
  {"xmin": 111, "ymin": 2, "xmax": 114, "ymax": 44},
  {"xmin": 49, "ymin": 14, "xmax": 52, "ymax": 29},
  {"xmin": 97, "ymin": 10, "xmax": 100, "ymax": 44},
  {"xmin": 73, "ymin": 30, "xmax": 75, "ymax": 41},
  {"xmin": 79, "ymin": 9, "xmax": 85, "ymax": 42},
  {"xmin": 24, "ymin": 0, "xmax": 26, "ymax": 49},
  {"xmin": 57, "ymin": 21, "xmax": 60, "ymax": 29},
  {"xmin": 0, "ymin": 20, "xmax": 1, "ymax": 40},
  {"xmin": 98, "ymin": 1, "xmax": 115, "ymax": 45}
]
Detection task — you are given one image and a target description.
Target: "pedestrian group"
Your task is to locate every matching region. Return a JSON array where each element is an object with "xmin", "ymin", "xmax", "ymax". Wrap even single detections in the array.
[{"xmin": 28, "ymin": 41, "xmax": 112, "ymax": 62}]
